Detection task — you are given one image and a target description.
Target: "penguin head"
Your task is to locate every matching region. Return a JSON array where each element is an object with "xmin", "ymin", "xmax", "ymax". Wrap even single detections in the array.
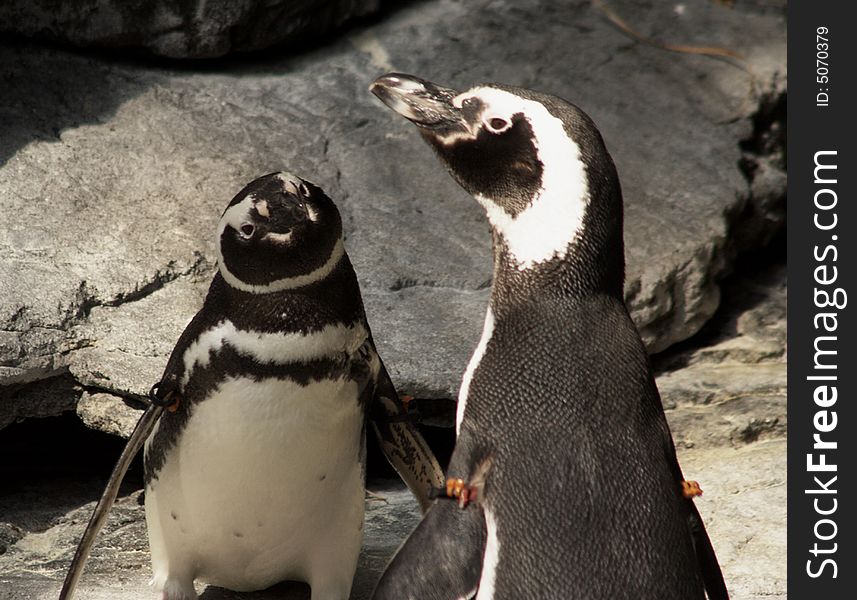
[
  {"xmin": 216, "ymin": 172, "xmax": 344, "ymax": 293},
  {"xmin": 371, "ymin": 73, "xmax": 623, "ymax": 289},
  {"xmin": 371, "ymin": 74, "xmax": 546, "ymax": 214}
]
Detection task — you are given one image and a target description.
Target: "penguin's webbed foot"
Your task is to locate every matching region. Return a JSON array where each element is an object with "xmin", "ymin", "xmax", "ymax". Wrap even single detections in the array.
[
  {"xmin": 366, "ymin": 489, "xmax": 389, "ymax": 504},
  {"xmin": 445, "ymin": 477, "xmax": 479, "ymax": 508},
  {"xmin": 160, "ymin": 576, "xmax": 198, "ymax": 600},
  {"xmin": 681, "ymin": 480, "xmax": 703, "ymax": 499}
]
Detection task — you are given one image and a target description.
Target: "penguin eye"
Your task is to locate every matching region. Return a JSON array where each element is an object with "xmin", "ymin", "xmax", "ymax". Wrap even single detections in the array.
[
  {"xmin": 486, "ymin": 117, "xmax": 510, "ymax": 133},
  {"xmin": 298, "ymin": 182, "xmax": 311, "ymax": 198},
  {"xmin": 238, "ymin": 223, "xmax": 255, "ymax": 239}
]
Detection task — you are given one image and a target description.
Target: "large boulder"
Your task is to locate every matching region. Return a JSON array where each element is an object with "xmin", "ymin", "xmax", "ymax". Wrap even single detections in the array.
[
  {"xmin": 0, "ymin": 0, "xmax": 381, "ymax": 59},
  {"xmin": 0, "ymin": 0, "xmax": 786, "ymax": 425}
]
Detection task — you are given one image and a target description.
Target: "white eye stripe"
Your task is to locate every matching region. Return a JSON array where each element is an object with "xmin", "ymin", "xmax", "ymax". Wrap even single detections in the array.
[
  {"xmin": 275, "ymin": 172, "xmax": 300, "ymax": 196},
  {"xmin": 220, "ymin": 195, "xmax": 256, "ymax": 236},
  {"xmin": 264, "ymin": 231, "xmax": 293, "ymax": 244},
  {"xmin": 455, "ymin": 90, "xmax": 514, "ymax": 134},
  {"xmin": 255, "ymin": 200, "xmax": 270, "ymax": 217}
]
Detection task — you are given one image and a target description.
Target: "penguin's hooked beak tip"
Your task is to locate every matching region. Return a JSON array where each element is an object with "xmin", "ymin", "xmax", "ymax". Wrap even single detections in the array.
[{"xmin": 370, "ymin": 73, "xmax": 461, "ymax": 128}]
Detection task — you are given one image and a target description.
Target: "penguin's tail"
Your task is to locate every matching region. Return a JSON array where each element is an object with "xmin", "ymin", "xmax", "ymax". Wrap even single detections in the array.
[{"xmin": 688, "ymin": 501, "xmax": 729, "ymax": 600}]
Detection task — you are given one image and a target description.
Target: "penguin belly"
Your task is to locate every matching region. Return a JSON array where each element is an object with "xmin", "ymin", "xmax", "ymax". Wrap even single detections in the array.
[{"xmin": 145, "ymin": 376, "xmax": 365, "ymax": 598}]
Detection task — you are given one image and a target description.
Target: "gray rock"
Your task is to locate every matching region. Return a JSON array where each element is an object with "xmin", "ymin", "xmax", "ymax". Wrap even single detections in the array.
[
  {"xmin": 68, "ymin": 273, "xmax": 212, "ymax": 398},
  {"xmin": 678, "ymin": 439, "xmax": 786, "ymax": 600},
  {"xmin": 1, "ymin": 0, "xmax": 785, "ymax": 431},
  {"xmin": 0, "ymin": 0, "xmax": 382, "ymax": 59},
  {"xmin": 666, "ymin": 391, "xmax": 786, "ymax": 449},
  {"xmin": 0, "ymin": 1, "xmax": 789, "ymax": 586},
  {"xmin": 659, "ymin": 361, "xmax": 785, "ymax": 408},
  {"xmin": 0, "ymin": 374, "xmax": 82, "ymax": 431},
  {"xmin": 656, "ymin": 253, "xmax": 785, "ymax": 386},
  {"xmin": 363, "ymin": 286, "xmax": 489, "ymax": 400},
  {"xmin": 658, "ymin": 250, "xmax": 786, "ymax": 449},
  {"xmin": 0, "ymin": 523, "xmax": 24, "ymax": 555},
  {"xmin": 76, "ymin": 393, "xmax": 144, "ymax": 439}
]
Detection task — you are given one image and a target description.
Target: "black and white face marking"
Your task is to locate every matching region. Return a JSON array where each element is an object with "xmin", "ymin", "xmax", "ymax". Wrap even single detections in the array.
[
  {"xmin": 217, "ymin": 172, "xmax": 344, "ymax": 293},
  {"xmin": 371, "ymin": 75, "xmax": 591, "ymax": 271}
]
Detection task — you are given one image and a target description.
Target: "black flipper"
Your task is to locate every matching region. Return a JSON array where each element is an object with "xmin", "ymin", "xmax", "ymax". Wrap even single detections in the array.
[
  {"xmin": 660, "ymin": 417, "xmax": 729, "ymax": 600},
  {"xmin": 372, "ymin": 500, "xmax": 487, "ymax": 600},
  {"xmin": 369, "ymin": 352, "xmax": 445, "ymax": 512},
  {"xmin": 688, "ymin": 500, "xmax": 729, "ymax": 600},
  {"xmin": 60, "ymin": 282, "xmax": 224, "ymax": 600},
  {"xmin": 59, "ymin": 403, "xmax": 163, "ymax": 600},
  {"xmin": 670, "ymin": 455, "xmax": 729, "ymax": 599}
]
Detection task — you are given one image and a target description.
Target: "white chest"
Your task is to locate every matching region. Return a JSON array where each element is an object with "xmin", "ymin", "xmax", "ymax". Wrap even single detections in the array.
[{"xmin": 145, "ymin": 375, "xmax": 366, "ymax": 592}]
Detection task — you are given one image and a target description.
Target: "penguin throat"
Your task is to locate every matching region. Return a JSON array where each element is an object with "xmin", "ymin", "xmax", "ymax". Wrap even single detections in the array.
[
  {"xmin": 475, "ymin": 181, "xmax": 588, "ymax": 271},
  {"xmin": 218, "ymin": 237, "xmax": 345, "ymax": 294}
]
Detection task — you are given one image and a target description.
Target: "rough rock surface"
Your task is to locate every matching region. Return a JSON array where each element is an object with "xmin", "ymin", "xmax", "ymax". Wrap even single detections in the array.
[
  {"xmin": 0, "ymin": 374, "xmax": 82, "ymax": 430},
  {"xmin": 76, "ymin": 393, "xmax": 143, "ymax": 439},
  {"xmin": 656, "ymin": 248, "xmax": 786, "ymax": 450},
  {"xmin": 0, "ymin": 1, "xmax": 786, "ymax": 598},
  {"xmin": 0, "ymin": 0, "xmax": 382, "ymax": 59},
  {"xmin": 1, "ymin": 0, "xmax": 786, "ymax": 425}
]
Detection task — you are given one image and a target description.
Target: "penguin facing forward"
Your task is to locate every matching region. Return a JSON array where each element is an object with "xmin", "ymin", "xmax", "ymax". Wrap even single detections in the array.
[
  {"xmin": 142, "ymin": 172, "xmax": 443, "ymax": 600},
  {"xmin": 369, "ymin": 75, "xmax": 729, "ymax": 600}
]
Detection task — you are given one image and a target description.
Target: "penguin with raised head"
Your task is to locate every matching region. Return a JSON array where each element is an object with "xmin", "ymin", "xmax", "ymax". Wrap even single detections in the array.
[
  {"xmin": 369, "ymin": 75, "xmax": 728, "ymax": 600},
  {"xmin": 118, "ymin": 172, "xmax": 439, "ymax": 600}
]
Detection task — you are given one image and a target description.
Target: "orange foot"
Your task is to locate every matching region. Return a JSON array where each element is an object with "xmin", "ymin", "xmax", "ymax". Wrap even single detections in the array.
[
  {"xmin": 401, "ymin": 395, "xmax": 415, "ymax": 411},
  {"xmin": 446, "ymin": 477, "xmax": 478, "ymax": 508},
  {"xmin": 681, "ymin": 480, "xmax": 703, "ymax": 499}
]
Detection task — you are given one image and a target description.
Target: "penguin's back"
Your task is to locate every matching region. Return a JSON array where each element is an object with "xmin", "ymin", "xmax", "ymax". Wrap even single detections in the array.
[{"xmin": 463, "ymin": 294, "xmax": 703, "ymax": 599}]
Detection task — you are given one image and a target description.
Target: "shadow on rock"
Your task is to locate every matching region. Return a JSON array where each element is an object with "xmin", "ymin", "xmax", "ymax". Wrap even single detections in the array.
[{"xmin": 0, "ymin": 41, "xmax": 152, "ymax": 166}]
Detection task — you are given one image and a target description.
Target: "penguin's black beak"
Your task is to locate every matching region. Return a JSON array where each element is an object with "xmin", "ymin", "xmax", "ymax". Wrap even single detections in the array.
[{"xmin": 370, "ymin": 73, "xmax": 463, "ymax": 129}]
